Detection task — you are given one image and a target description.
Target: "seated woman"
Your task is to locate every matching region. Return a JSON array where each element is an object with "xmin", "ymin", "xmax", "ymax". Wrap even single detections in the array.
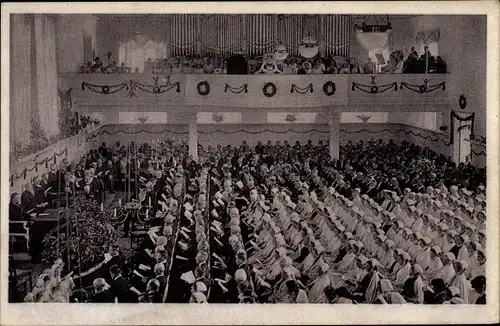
[
  {"xmin": 374, "ymin": 279, "xmax": 406, "ymax": 304},
  {"xmin": 312, "ymin": 59, "xmax": 326, "ymax": 74}
]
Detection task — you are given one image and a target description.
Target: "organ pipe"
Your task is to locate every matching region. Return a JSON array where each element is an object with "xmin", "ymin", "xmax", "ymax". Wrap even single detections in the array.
[{"xmin": 156, "ymin": 14, "xmax": 352, "ymax": 58}]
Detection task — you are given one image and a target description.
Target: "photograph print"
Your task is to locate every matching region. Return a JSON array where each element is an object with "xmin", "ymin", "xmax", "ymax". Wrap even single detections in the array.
[{"xmin": 6, "ymin": 8, "xmax": 492, "ymax": 308}]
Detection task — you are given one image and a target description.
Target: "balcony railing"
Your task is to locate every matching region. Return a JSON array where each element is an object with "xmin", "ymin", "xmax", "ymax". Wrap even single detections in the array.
[{"xmin": 59, "ymin": 73, "xmax": 453, "ymax": 111}]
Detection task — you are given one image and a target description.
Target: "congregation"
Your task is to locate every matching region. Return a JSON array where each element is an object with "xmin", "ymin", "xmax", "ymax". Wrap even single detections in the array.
[{"xmin": 11, "ymin": 137, "xmax": 486, "ymax": 304}]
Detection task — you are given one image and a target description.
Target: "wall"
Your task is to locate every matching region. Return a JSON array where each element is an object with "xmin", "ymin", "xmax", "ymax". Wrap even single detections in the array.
[
  {"xmin": 10, "ymin": 129, "xmax": 101, "ymax": 193},
  {"xmin": 92, "ymin": 123, "xmax": 422, "ymax": 149},
  {"xmin": 94, "ymin": 16, "xmax": 120, "ymax": 66},
  {"xmin": 407, "ymin": 15, "xmax": 487, "ymax": 137},
  {"xmin": 56, "ymin": 14, "xmax": 97, "ymax": 73},
  {"xmin": 350, "ymin": 15, "xmax": 416, "ymax": 63}
]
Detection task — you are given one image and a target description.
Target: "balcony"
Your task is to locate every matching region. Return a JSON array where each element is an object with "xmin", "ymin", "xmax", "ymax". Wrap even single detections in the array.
[{"xmin": 59, "ymin": 73, "xmax": 453, "ymax": 112}]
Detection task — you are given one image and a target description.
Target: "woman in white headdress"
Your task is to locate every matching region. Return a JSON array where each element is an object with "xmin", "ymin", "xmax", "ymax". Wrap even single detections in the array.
[
  {"xmin": 376, "ymin": 279, "xmax": 407, "ymax": 304},
  {"xmin": 468, "ymin": 250, "xmax": 485, "ymax": 280},
  {"xmin": 443, "ymin": 230, "xmax": 457, "ymax": 253},
  {"xmin": 380, "ymin": 239, "xmax": 396, "ymax": 269},
  {"xmin": 343, "ymin": 255, "xmax": 369, "ymax": 284},
  {"xmin": 424, "ymin": 246, "xmax": 443, "ymax": 280},
  {"xmin": 335, "ymin": 240, "xmax": 362, "ymax": 274},
  {"xmin": 307, "ymin": 262, "xmax": 331, "ymax": 303},
  {"xmin": 402, "ymin": 264, "xmax": 425, "ymax": 304},
  {"xmin": 435, "ymin": 252, "xmax": 456, "ymax": 285},
  {"xmin": 450, "ymin": 260, "xmax": 469, "ymax": 301},
  {"xmin": 392, "ymin": 251, "xmax": 411, "ymax": 288}
]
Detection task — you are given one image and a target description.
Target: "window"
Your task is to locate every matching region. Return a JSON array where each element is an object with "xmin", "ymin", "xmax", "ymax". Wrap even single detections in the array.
[{"xmin": 118, "ymin": 39, "xmax": 167, "ymax": 73}]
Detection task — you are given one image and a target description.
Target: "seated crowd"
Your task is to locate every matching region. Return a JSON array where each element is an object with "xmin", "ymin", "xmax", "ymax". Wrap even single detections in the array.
[
  {"xmin": 78, "ymin": 46, "xmax": 446, "ymax": 76},
  {"xmin": 14, "ymin": 137, "xmax": 485, "ymax": 304}
]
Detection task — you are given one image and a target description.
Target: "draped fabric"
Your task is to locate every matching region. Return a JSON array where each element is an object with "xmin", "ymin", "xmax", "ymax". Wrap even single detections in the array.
[
  {"xmin": 10, "ymin": 14, "xmax": 32, "ymax": 147},
  {"xmin": 355, "ymin": 31, "xmax": 391, "ymax": 52},
  {"xmin": 34, "ymin": 14, "xmax": 60, "ymax": 138},
  {"xmin": 119, "ymin": 39, "xmax": 167, "ymax": 72}
]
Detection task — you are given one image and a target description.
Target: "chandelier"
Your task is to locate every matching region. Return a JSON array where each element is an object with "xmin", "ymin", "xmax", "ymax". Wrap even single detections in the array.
[
  {"xmin": 355, "ymin": 15, "xmax": 392, "ymax": 51},
  {"xmin": 299, "ymin": 31, "xmax": 318, "ymax": 58}
]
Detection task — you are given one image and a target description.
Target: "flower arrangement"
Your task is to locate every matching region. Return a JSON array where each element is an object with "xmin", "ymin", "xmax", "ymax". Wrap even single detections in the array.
[
  {"xmin": 285, "ymin": 114, "xmax": 297, "ymax": 123},
  {"xmin": 41, "ymin": 198, "xmax": 117, "ymax": 273}
]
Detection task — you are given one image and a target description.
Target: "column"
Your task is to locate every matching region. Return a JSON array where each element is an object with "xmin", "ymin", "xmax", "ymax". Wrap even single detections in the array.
[
  {"xmin": 329, "ymin": 112, "xmax": 340, "ymax": 161},
  {"xmin": 188, "ymin": 115, "xmax": 198, "ymax": 161}
]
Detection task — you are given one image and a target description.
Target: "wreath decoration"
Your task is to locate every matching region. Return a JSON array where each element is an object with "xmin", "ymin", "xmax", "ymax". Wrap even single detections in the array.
[
  {"xmin": 197, "ymin": 81, "xmax": 211, "ymax": 96},
  {"xmin": 263, "ymin": 82, "xmax": 277, "ymax": 98},
  {"xmin": 322, "ymin": 81, "xmax": 336, "ymax": 96},
  {"xmin": 459, "ymin": 95, "xmax": 467, "ymax": 110}
]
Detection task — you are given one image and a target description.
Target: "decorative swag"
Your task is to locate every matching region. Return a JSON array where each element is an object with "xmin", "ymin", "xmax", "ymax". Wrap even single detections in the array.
[{"xmin": 449, "ymin": 110, "xmax": 475, "ymax": 145}]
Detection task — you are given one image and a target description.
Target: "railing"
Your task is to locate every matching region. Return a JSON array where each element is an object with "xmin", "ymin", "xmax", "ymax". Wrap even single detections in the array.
[{"xmin": 59, "ymin": 73, "xmax": 453, "ymax": 111}]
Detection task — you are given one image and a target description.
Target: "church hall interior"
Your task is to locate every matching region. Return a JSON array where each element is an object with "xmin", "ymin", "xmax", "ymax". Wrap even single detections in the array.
[{"xmin": 7, "ymin": 13, "xmax": 488, "ymax": 305}]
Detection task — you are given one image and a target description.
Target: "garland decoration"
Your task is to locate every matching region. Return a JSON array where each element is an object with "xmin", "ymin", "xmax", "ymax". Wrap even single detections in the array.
[
  {"xmin": 459, "ymin": 95, "xmax": 467, "ymax": 110},
  {"xmin": 263, "ymin": 82, "xmax": 277, "ymax": 98},
  {"xmin": 224, "ymin": 83, "xmax": 248, "ymax": 94},
  {"xmin": 471, "ymin": 149, "xmax": 486, "ymax": 157},
  {"xmin": 134, "ymin": 76, "xmax": 181, "ymax": 94},
  {"xmin": 212, "ymin": 113, "xmax": 224, "ymax": 123},
  {"xmin": 81, "ymin": 82, "xmax": 129, "ymax": 95},
  {"xmin": 400, "ymin": 78, "xmax": 446, "ymax": 93},
  {"xmin": 285, "ymin": 114, "xmax": 298, "ymax": 123},
  {"xmin": 10, "ymin": 147, "xmax": 68, "ymax": 183},
  {"xmin": 291, "ymin": 83, "xmax": 313, "ymax": 94},
  {"xmin": 449, "ymin": 110, "xmax": 475, "ymax": 145},
  {"xmin": 352, "ymin": 76, "xmax": 397, "ymax": 94},
  {"xmin": 197, "ymin": 81, "xmax": 211, "ymax": 96},
  {"xmin": 323, "ymin": 81, "xmax": 336, "ymax": 96}
]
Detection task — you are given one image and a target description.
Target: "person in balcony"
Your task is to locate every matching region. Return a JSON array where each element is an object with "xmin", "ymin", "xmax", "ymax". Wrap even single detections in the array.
[
  {"xmin": 312, "ymin": 59, "xmax": 326, "ymax": 74},
  {"xmin": 339, "ymin": 63, "xmax": 350, "ymax": 74},
  {"xmin": 363, "ymin": 58, "xmax": 375, "ymax": 75},
  {"xmin": 203, "ymin": 57, "xmax": 214, "ymax": 74},
  {"xmin": 435, "ymin": 56, "xmax": 447, "ymax": 74},
  {"xmin": 350, "ymin": 58, "xmax": 364, "ymax": 74},
  {"xmin": 324, "ymin": 56, "xmax": 338, "ymax": 74}
]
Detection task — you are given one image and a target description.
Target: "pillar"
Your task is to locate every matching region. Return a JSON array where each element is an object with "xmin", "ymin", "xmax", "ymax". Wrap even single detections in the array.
[
  {"xmin": 188, "ymin": 115, "xmax": 198, "ymax": 161},
  {"xmin": 329, "ymin": 112, "xmax": 340, "ymax": 161}
]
